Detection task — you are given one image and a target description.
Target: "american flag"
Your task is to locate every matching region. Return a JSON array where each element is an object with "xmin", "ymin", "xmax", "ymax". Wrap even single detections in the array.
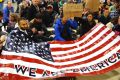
[{"xmin": 0, "ymin": 24, "xmax": 120, "ymax": 80}]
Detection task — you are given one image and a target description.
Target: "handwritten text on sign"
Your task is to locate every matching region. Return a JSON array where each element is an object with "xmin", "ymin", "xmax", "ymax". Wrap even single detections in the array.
[{"xmin": 63, "ymin": 3, "xmax": 83, "ymax": 18}]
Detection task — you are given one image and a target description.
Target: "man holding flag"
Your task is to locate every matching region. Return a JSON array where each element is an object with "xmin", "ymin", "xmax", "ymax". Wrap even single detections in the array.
[{"xmin": 4, "ymin": 17, "xmax": 54, "ymax": 62}]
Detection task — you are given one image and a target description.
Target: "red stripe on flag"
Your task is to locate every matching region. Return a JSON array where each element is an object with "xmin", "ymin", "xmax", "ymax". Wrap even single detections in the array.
[
  {"xmin": 0, "ymin": 55, "xmax": 59, "ymax": 68},
  {"xmin": 0, "ymin": 73, "xmax": 34, "ymax": 80},
  {"xmin": 1, "ymin": 60, "xmax": 120, "ymax": 79},
  {"xmin": 0, "ymin": 64, "xmax": 13, "ymax": 68},
  {"xmin": 51, "ymin": 26, "xmax": 106, "ymax": 52},
  {"xmin": 54, "ymin": 34, "xmax": 117, "ymax": 62},
  {"xmin": 1, "ymin": 39, "xmax": 120, "ymax": 69},
  {"xmin": 56, "ymin": 42, "xmax": 120, "ymax": 68},
  {"xmin": 49, "ymin": 25, "xmax": 106, "ymax": 44},
  {"xmin": 52, "ymin": 30, "xmax": 112, "ymax": 57}
]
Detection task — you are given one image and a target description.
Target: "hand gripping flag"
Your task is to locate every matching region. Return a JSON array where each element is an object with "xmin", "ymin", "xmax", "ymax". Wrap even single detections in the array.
[{"xmin": 1, "ymin": 24, "xmax": 120, "ymax": 80}]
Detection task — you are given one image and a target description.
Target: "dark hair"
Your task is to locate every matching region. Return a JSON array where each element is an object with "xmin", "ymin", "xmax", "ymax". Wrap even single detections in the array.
[
  {"xmin": 110, "ymin": 17, "xmax": 118, "ymax": 25},
  {"xmin": 0, "ymin": 11, "xmax": 3, "ymax": 17},
  {"xmin": 18, "ymin": 17, "xmax": 28, "ymax": 25},
  {"xmin": 10, "ymin": 13, "xmax": 19, "ymax": 22},
  {"xmin": 59, "ymin": 7, "xmax": 63, "ymax": 18},
  {"xmin": 35, "ymin": 13, "xmax": 42, "ymax": 19},
  {"xmin": 86, "ymin": 12, "xmax": 93, "ymax": 17},
  {"xmin": 104, "ymin": 8, "xmax": 109, "ymax": 11}
]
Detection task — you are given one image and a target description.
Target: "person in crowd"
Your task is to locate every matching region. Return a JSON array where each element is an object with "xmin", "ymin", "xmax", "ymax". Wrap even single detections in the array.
[
  {"xmin": 54, "ymin": 16, "xmax": 78, "ymax": 41},
  {"xmin": 116, "ymin": 4, "xmax": 120, "ymax": 15},
  {"xmin": 106, "ymin": 16, "xmax": 118, "ymax": 29},
  {"xmin": 59, "ymin": 0, "xmax": 65, "ymax": 7},
  {"xmin": 52, "ymin": 0, "xmax": 60, "ymax": 14},
  {"xmin": 0, "ymin": 0, "xmax": 4, "ymax": 11},
  {"xmin": 42, "ymin": 4, "xmax": 58, "ymax": 27},
  {"xmin": 99, "ymin": 3, "xmax": 109, "ymax": 15},
  {"xmin": 82, "ymin": 13, "xmax": 96, "ymax": 35},
  {"xmin": 30, "ymin": 13, "xmax": 53, "ymax": 42},
  {"xmin": 0, "ymin": 11, "xmax": 7, "ymax": 36},
  {"xmin": 27, "ymin": 0, "xmax": 43, "ymax": 21},
  {"xmin": 100, "ymin": 0, "xmax": 105, "ymax": 3},
  {"xmin": 67, "ymin": 0, "xmax": 74, "ymax": 3},
  {"xmin": 19, "ymin": 0, "xmax": 31, "ymax": 19},
  {"xmin": 109, "ymin": 2, "xmax": 118, "ymax": 18},
  {"xmin": 54, "ymin": 16, "xmax": 78, "ymax": 80},
  {"xmin": 82, "ymin": 8, "xmax": 90, "ymax": 20},
  {"xmin": 98, "ymin": 8, "xmax": 111, "ymax": 25},
  {"xmin": 40, "ymin": 0, "xmax": 48, "ymax": 9},
  {"xmin": 5, "ymin": 18, "xmax": 33, "ymax": 52},
  {"xmin": 5, "ymin": 17, "xmax": 54, "ymax": 61},
  {"xmin": 0, "ymin": 10, "xmax": 3, "ymax": 31},
  {"xmin": 57, "ymin": 7, "xmax": 63, "ymax": 19},
  {"xmin": 0, "ymin": 33, "xmax": 7, "ymax": 54},
  {"xmin": 104, "ymin": 0, "xmax": 113, "ymax": 7},
  {"xmin": 7, "ymin": 13, "xmax": 19, "ymax": 33},
  {"xmin": 48, "ymin": 0, "xmax": 54, "ymax": 5},
  {"xmin": 112, "ymin": 16, "xmax": 120, "ymax": 35},
  {"xmin": 3, "ymin": 1, "xmax": 14, "ymax": 27},
  {"xmin": 75, "ymin": 13, "xmax": 96, "ymax": 36},
  {"xmin": 16, "ymin": 0, "xmax": 22, "ymax": 13},
  {"xmin": 0, "ymin": 11, "xmax": 7, "ymax": 53}
]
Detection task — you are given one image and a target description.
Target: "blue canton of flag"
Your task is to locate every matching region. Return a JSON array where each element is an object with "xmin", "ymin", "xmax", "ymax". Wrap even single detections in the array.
[{"xmin": 4, "ymin": 28, "xmax": 54, "ymax": 62}]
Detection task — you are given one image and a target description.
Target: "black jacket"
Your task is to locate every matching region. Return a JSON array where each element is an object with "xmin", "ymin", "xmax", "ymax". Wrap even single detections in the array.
[
  {"xmin": 27, "ymin": 4, "xmax": 42, "ymax": 21},
  {"xmin": 98, "ymin": 14, "xmax": 111, "ymax": 25},
  {"xmin": 30, "ymin": 22, "xmax": 50, "ymax": 37},
  {"xmin": 112, "ymin": 24, "xmax": 120, "ymax": 32},
  {"xmin": 30, "ymin": 22, "xmax": 52, "ymax": 42},
  {"xmin": 41, "ymin": 10, "xmax": 57, "ymax": 27},
  {"xmin": 75, "ymin": 17, "xmax": 96, "ymax": 36},
  {"xmin": 20, "ymin": 6, "xmax": 29, "ymax": 19}
]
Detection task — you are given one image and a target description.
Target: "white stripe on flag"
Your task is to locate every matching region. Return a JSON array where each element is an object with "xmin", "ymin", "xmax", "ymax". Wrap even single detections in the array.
[
  {"xmin": 53, "ymin": 32, "xmax": 116, "ymax": 59},
  {"xmin": 52, "ymin": 29, "xmax": 113, "ymax": 57},
  {"xmin": 1, "ymin": 43, "xmax": 120, "ymax": 71},
  {"xmin": 51, "ymin": 28, "xmax": 112, "ymax": 55},
  {"xmin": 2, "ymin": 35, "xmax": 120, "ymax": 66},
  {"xmin": 1, "ymin": 44, "xmax": 120, "ymax": 71},
  {"xmin": 0, "ymin": 59, "xmax": 57, "ymax": 71}
]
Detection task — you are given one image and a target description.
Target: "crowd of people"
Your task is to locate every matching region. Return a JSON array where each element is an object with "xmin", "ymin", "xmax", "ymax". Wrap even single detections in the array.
[
  {"xmin": 0, "ymin": 0, "xmax": 119, "ymax": 52},
  {"xmin": 0, "ymin": 0, "xmax": 119, "ymax": 43},
  {"xmin": 0, "ymin": 0, "xmax": 119, "ymax": 79}
]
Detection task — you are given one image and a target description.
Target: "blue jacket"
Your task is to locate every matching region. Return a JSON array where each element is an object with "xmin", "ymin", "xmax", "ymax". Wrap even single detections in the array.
[
  {"xmin": 3, "ymin": 6, "xmax": 14, "ymax": 24},
  {"xmin": 54, "ymin": 18, "xmax": 78, "ymax": 41}
]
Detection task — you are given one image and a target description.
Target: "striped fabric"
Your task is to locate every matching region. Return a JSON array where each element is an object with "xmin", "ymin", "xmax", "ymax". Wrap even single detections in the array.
[{"xmin": 0, "ymin": 23, "xmax": 120, "ymax": 80}]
